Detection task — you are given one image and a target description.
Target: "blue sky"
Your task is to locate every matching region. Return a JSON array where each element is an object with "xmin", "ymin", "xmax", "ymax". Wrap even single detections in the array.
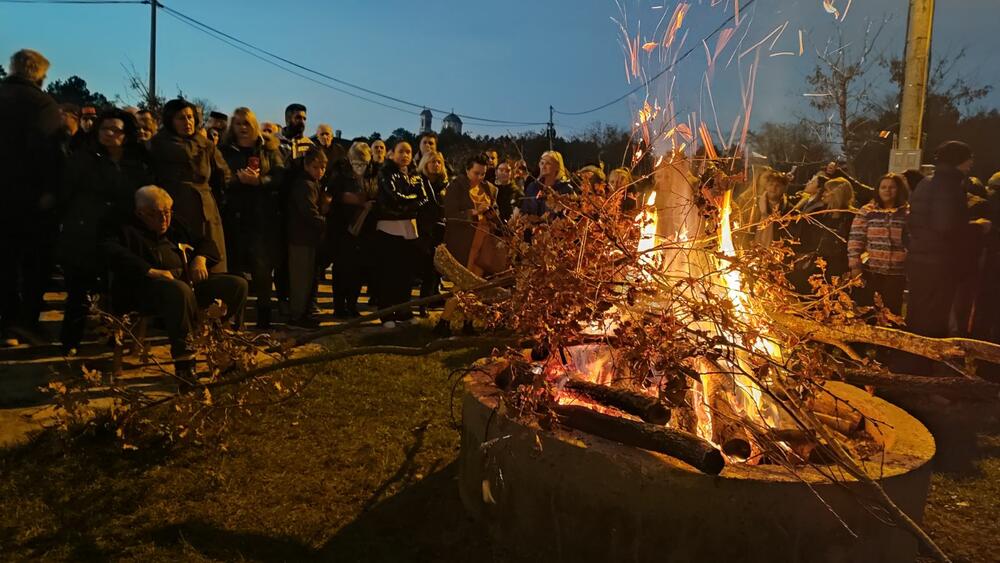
[{"xmin": 2, "ymin": 0, "xmax": 998, "ymax": 140}]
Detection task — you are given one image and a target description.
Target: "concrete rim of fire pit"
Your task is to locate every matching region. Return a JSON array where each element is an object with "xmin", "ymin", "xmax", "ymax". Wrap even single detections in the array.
[
  {"xmin": 459, "ymin": 362, "xmax": 936, "ymax": 563},
  {"xmin": 462, "ymin": 364, "xmax": 934, "ymax": 483}
]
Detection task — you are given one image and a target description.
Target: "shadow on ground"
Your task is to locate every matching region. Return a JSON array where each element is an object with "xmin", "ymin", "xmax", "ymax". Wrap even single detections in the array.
[{"xmin": 149, "ymin": 461, "xmax": 499, "ymax": 563}]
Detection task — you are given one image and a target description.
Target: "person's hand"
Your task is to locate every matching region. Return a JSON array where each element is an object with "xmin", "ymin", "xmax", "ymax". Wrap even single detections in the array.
[
  {"xmin": 190, "ymin": 256, "xmax": 209, "ymax": 283},
  {"xmin": 972, "ymin": 218, "xmax": 993, "ymax": 234},
  {"xmin": 147, "ymin": 268, "xmax": 175, "ymax": 281},
  {"xmin": 236, "ymin": 168, "xmax": 261, "ymax": 185}
]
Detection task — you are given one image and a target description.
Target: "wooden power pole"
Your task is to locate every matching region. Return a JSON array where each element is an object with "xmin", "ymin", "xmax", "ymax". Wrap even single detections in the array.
[
  {"xmin": 148, "ymin": 0, "xmax": 157, "ymax": 109},
  {"xmin": 889, "ymin": 0, "xmax": 934, "ymax": 172}
]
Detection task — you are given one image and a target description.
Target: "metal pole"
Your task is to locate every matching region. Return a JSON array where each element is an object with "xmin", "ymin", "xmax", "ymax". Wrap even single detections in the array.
[
  {"xmin": 548, "ymin": 105, "xmax": 555, "ymax": 150},
  {"xmin": 148, "ymin": 0, "xmax": 157, "ymax": 109},
  {"xmin": 889, "ymin": 0, "xmax": 934, "ymax": 172}
]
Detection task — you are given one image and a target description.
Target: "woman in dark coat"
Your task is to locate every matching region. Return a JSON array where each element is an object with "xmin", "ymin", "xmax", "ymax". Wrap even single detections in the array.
[
  {"xmin": 58, "ymin": 108, "xmax": 152, "ymax": 353},
  {"xmin": 519, "ymin": 150, "xmax": 576, "ymax": 217},
  {"xmin": 416, "ymin": 150, "xmax": 448, "ymax": 306},
  {"xmin": 219, "ymin": 106, "xmax": 286, "ymax": 328},
  {"xmin": 149, "ymin": 98, "xmax": 231, "ymax": 273},
  {"xmin": 790, "ymin": 177, "xmax": 855, "ymax": 293},
  {"xmin": 374, "ymin": 141, "xmax": 429, "ymax": 326},
  {"xmin": 327, "ymin": 142, "xmax": 378, "ymax": 317}
]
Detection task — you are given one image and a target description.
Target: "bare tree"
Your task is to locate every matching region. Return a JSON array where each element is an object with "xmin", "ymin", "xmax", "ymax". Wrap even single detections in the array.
[{"xmin": 804, "ymin": 19, "xmax": 889, "ymax": 161}]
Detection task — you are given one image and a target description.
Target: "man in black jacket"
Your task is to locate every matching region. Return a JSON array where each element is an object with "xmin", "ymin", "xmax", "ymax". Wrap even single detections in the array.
[
  {"xmin": 900, "ymin": 141, "xmax": 991, "ymax": 374},
  {"xmin": 103, "ymin": 186, "xmax": 247, "ymax": 381},
  {"xmin": 0, "ymin": 49, "xmax": 62, "ymax": 346}
]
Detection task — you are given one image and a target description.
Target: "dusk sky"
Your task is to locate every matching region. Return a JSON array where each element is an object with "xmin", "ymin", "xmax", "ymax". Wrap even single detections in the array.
[{"xmin": 2, "ymin": 0, "xmax": 998, "ymax": 141}]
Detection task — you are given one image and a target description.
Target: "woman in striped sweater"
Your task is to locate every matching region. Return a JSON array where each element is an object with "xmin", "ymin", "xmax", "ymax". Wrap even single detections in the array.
[{"xmin": 848, "ymin": 173, "xmax": 910, "ymax": 315}]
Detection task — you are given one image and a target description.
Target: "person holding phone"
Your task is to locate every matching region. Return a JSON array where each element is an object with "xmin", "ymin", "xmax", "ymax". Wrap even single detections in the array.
[{"xmin": 219, "ymin": 107, "xmax": 286, "ymax": 329}]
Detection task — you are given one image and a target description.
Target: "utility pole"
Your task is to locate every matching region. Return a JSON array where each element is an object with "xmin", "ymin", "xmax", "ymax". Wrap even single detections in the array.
[
  {"xmin": 889, "ymin": 0, "xmax": 934, "ymax": 173},
  {"xmin": 547, "ymin": 105, "xmax": 556, "ymax": 150},
  {"xmin": 148, "ymin": 0, "xmax": 157, "ymax": 109}
]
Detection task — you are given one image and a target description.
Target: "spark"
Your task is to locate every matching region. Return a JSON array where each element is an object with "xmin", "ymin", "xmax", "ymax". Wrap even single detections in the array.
[{"xmin": 822, "ymin": 0, "xmax": 841, "ymax": 19}]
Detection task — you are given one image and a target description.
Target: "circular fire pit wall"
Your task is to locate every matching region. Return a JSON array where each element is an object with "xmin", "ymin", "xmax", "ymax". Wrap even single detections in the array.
[{"xmin": 459, "ymin": 368, "xmax": 935, "ymax": 563}]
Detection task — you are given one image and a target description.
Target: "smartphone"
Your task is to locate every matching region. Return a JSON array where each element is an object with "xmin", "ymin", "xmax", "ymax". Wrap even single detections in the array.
[{"xmin": 248, "ymin": 156, "xmax": 261, "ymax": 172}]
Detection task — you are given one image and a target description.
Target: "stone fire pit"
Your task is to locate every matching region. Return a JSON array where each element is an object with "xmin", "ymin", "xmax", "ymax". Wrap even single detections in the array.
[{"xmin": 458, "ymin": 366, "xmax": 935, "ymax": 563}]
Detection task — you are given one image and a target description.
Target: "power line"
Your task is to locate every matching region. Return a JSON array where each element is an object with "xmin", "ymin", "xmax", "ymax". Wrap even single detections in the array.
[
  {"xmin": 160, "ymin": 8, "xmax": 541, "ymax": 130},
  {"xmin": 157, "ymin": 3, "xmax": 549, "ymax": 126},
  {"xmin": 0, "ymin": 0, "xmax": 145, "ymax": 4},
  {"xmin": 158, "ymin": 7, "xmax": 419, "ymax": 118},
  {"xmin": 553, "ymin": 0, "xmax": 757, "ymax": 116}
]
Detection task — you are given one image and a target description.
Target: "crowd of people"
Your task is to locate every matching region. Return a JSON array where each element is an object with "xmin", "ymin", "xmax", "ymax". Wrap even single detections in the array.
[
  {"xmin": 747, "ymin": 142, "xmax": 1000, "ymax": 375},
  {"xmin": 0, "ymin": 49, "xmax": 628, "ymax": 379},
  {"xmin": 2, "ymin": 48, "xmax": 997, "ymax": 380}
]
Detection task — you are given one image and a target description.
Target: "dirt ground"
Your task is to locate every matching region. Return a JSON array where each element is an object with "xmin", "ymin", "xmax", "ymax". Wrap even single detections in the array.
[{"xmin": 0, "ymin": 324, "xmax": 997, "ymax": 562}]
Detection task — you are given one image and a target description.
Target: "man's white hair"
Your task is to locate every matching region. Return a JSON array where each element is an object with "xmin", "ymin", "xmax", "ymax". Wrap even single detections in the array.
[{"xmin": 134, "ymin": 185, "xmax": 173, "ymax": 210}]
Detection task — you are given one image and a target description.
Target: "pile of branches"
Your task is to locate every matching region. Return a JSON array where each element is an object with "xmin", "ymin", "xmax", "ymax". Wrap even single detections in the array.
[{"xmin": 439, "ymin": 163, "xmax": 998, "ymax": 563}]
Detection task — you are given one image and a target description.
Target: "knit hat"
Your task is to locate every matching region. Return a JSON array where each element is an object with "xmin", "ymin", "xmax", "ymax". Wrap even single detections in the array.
[{"xmin": 934, "ymin": 141, "xmax": 973, "ymax": 167}]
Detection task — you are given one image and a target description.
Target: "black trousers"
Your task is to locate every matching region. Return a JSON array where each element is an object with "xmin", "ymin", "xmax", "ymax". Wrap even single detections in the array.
[
  {"xmin": 60, "ymin": 265, "xmax": 105, "ymax": 350},
  {"xmin": 332, "ymin": 232, "xmax": 363, "ymax": 313},
  {"xmin": 374, "ymin": 231, "xmax": 418, "ymax": 321},
  {"xmin": 896, "ymin": 261, "xmax": 959, "ymax": 374},
  {"xmin": 247, "ymin": 251, "xmax": 276, "ymax": 326},
  {"xmin": 0, "ymin": 225, "xmax": 51, "ymax": 336},
  {"xmin": 856, "ymin": 271, "xmax": 906, "ymax": 317},
  {"xmin": 144, "ymin": 275, "xmax": 247, "ymax": 358}
]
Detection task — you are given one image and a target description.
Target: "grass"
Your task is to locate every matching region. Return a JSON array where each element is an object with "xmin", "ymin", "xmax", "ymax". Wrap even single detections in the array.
[{"xmin": 0, "ymin": 324, "xmax": 997, "ymax": 562}]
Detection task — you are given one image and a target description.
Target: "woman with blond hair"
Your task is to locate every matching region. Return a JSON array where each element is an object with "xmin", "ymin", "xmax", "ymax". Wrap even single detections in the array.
[
  {"xmin": 848, "ymin": 173, "xmax": 909, "ymax": 315},
  {"xmin": 219, "ymin": 106, "xmax": 286, "ymax": 327},
  {"xmin": 520, "ymin": 150, "xmax": 575, "ymax": 217},
  {"xmin": 746, "ymin": 168, "xmax": 793, "ymax": 248},
  {"xmin": 790, "ymin": 177, "xmax": 856, "ymax": 292},
  {"xmin": 415, "ymin": 150, "xmax": 449, "ymax": 307}
]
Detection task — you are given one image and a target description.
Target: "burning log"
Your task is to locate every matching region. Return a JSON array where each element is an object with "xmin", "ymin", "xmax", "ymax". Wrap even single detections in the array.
[
  {"xmin": 699, "ymin": 368, "xmax": 755, "ymax": 461},
  {"xmin": 551, "ymin": 404, "xmax": 725, "ymax": 475},
  {"xmin": 564, "ymin": 379, "xmax": 671, "ymax": 425}
]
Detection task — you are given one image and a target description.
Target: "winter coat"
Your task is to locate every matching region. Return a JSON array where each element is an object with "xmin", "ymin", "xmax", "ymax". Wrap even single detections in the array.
[
  {"xmin": 58, "ymin": 144, "xmax": 152, "ymax": 270},
  {"xmin": 444, "ymin": 175, "xmax": 498, "ymax": 266},
  {"xmin": 149, "ymin": 129, "xmax": 231, "ymax": 272},
  {"xmin": 375, "ymin": 160, "xmax": 429, "ymax": 222},
  {"xmin": 286, "ymin": 171, "xmax": 326, "ymax": 246},
  {"xmin": 907, "ymin": 165, "xmax": 979, "ymax": 269},
  {"xmin": 0, "ymin": 76, "xmax": 61, "ymax": 231},
  {"xmin": 495, "ymin": 181, "xmax": 521, "ymax": 223},
  {"xmin": 326, "ymin": 159, "xmax": 378, "ymax": 237},
  {"xmin": 102, "ymin": 216, "xmax": 219, "ymax": 313},
  {"xmin": 798, "ymin": 210, "xmax": 855, "ymax": 278},
  {"xmin": 847, "ymin": 203, "xmax": 908, "ymax": 276},
  {"xmin": 520, "ymin": 178, "xmax": 577, "ymax": 217},
  {"xmin": 278, "ymin": 128, "xmax": 314, "ymax": 162},
  {"xmin": 418, "ymin": 174, "xmax": 448, "ymax": 252},
  {"xmin": 219, "ymin": 136, "xmax": 285, "ymax": 269}
]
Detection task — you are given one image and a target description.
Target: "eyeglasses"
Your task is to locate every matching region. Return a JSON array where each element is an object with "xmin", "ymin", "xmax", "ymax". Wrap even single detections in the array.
[
  {"xmin": 100, "ymin": 126, "xmax": 125, "ymax": 135},
  {"xmin": 141, "ymin": 208, "xmax": 172, "ymax": 219}
]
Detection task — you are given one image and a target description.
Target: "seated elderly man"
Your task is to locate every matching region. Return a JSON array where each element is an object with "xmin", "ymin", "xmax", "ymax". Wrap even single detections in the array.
[{"xmin": 102, "ymin": 185, "xmax": 247, "ymax": 381}]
